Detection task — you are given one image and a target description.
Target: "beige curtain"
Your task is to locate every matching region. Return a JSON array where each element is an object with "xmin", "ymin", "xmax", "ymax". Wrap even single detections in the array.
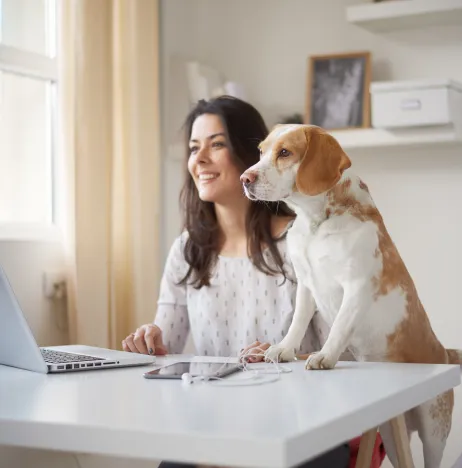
[{"xmin": 59, "ymin": 0, "xmax": 161, "ymax": 349}]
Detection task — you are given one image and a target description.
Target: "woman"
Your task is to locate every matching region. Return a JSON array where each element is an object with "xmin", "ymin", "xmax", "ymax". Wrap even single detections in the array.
[{"xmin": 123, "ymin": 96, "xmax": 351, "ymax": 467}]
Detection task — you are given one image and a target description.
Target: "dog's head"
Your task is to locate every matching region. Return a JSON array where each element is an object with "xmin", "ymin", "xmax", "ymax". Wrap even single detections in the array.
[{"xmin": 241, "ymin": 124, "xmax": 351, "ymax": 202}]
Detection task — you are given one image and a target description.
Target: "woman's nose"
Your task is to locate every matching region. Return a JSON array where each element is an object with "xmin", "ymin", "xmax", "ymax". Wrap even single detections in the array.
[{"xmin": 195, "ymin": 147, "xmax": 210, "ymax": 163}]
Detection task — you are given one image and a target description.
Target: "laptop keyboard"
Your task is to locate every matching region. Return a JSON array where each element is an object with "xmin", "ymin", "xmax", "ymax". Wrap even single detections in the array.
[{"xmin": 41, "ymin": 349, "xmax": 106, "ymax": 364}]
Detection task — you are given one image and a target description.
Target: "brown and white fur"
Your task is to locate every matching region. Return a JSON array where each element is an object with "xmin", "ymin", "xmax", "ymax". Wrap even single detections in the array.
[{"xmin": 240, "ymin": 124, "xmax": 462, "ymax": 468}]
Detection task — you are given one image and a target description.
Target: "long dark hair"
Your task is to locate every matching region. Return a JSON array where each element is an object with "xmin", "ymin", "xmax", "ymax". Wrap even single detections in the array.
[{"xmin": 179, "ymin": 95, "xmax": 293, "ymax": 288}]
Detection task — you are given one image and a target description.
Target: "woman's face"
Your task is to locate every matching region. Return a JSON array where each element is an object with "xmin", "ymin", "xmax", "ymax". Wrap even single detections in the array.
[{"xmin": 188, "ymin": 114, "xmax": 245, "ymax": 204}]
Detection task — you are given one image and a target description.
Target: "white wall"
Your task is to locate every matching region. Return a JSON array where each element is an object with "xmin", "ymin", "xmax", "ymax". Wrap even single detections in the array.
[
  {"xmin": 160, "ymin": 0, "xmax": 462, "ymax": 466},
  {"xmin": 159, "ymin": 0, "xmax": 200, "ymax": 262}
]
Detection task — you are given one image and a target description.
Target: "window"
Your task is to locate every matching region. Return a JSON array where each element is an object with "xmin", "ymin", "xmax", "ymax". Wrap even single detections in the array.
[{"xmin": 0, "ymin": 0, "xmax": 57, "ymax": 229}]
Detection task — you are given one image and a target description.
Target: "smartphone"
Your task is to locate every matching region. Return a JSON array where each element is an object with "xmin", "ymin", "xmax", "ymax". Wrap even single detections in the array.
[{"xmin": 143, "ymin": 361, "xmax": 243, "ymax": 380}]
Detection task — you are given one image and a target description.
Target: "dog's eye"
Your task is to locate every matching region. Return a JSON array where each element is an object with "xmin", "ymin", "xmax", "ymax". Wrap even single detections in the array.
[{"xmin": 278, "ymin": 149, "xmax": 290, "ymax": 158}]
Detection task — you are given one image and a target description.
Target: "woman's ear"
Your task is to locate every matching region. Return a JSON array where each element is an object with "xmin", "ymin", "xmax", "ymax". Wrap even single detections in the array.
[{"xmin": 295, "ymin": 127, "xmax": 351, "ymax": 196}]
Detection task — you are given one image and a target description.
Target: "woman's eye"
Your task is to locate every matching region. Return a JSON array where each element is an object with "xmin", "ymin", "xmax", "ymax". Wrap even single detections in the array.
[
  {"xmin": 189, "ymin": 146, "xmax": 199, "ymax": 154},
  {"xmin": 212, "ymin": 141, "xmax": 225, "ymax": 148},
  {"xmin": 278, "ymin": 148, "xmax": 290, "ymax": 158}
]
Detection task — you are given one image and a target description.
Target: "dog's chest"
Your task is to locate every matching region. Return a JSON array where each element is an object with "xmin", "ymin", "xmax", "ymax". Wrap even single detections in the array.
[
  {"xmin": 286, "ymin": 218, "xmax": 369, "ymax": 318},
  {"xmin": 287, "ymin": 225, "xmax": 343, "ymax": 292}
]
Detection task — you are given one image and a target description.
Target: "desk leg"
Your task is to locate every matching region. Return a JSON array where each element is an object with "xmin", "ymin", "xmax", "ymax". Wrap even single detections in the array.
[
  {"xmin": 356, "ymin": 427, "xmax": 378, "ymax": 468},
  {"xmin": 390, "ymin": 414, "xmax": 414, "ymax": 468}
]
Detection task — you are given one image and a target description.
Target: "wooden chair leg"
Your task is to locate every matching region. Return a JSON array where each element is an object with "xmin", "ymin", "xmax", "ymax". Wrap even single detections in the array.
[
  {"xmin": 390, "ymin": 414, "xmax": 414, "ymax": 468},
  {"xmin": 356, "ymin": 427, "xmax": 378, "ymax": 468}
]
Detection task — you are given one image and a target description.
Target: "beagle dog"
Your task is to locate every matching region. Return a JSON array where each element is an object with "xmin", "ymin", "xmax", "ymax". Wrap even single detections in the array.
[{"xmin": 240, "ymin": 124, "xmax": 461, "ymax": 468}]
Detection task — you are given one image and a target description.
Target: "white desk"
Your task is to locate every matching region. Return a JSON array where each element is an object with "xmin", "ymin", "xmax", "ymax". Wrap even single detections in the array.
[{"xmin": 0, "ymin": 345, "xmax": 460, "ymax": 468}]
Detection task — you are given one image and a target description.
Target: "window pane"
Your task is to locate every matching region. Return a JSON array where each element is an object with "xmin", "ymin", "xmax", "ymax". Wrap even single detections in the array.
[
  {"xmin": 0, "ymin": 71, "xmax": 53, "ymax": 223},
  {"xmin": 0, "ymin": 0, "xmax": 56, "ymax": 56}
]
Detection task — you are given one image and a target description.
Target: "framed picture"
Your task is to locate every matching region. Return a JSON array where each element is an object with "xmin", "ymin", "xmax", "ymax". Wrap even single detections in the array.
[{"xmin": 305, "ymin": 51, "xmax": 371, "ymax": 130}]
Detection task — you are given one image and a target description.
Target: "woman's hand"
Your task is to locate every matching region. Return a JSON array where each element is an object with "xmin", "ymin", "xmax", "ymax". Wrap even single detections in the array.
[
  {"xmin": 240, "ymin": 340, "xmax": 271, "ymax": 363},
  {"xmin": 122, "ymin": 324, "xmax": 168, "ymax": 355}
]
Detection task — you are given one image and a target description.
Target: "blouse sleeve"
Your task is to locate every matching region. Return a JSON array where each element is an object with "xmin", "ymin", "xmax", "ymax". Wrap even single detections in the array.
[{"xmin": 153, "ymin": 234, "xmax": 190, "ymax": 354}]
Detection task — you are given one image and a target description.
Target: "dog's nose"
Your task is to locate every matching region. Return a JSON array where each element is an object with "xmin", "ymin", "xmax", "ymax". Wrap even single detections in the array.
[{"xmin": 240, "ymin": 171, "xmax": 257, "ymax": 186}]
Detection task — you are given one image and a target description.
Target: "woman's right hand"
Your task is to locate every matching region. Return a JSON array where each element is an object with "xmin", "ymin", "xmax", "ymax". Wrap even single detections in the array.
[
  {"xmin": 240, "ymin": 341, "xmax": 271, "ymax": 363},
  {"xmin": 122, "ymin": 324, "xmax": 168, "ymax": 355}
]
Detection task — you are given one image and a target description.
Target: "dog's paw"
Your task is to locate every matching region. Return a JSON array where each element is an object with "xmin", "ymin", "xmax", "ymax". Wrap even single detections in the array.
[
  {"xmin": 264, "ymin": 344, "xmax": 296, "ymax": 363},
  {"xmin": 305, "ymin": 352, "xmax": 337, "ymax": 370}
]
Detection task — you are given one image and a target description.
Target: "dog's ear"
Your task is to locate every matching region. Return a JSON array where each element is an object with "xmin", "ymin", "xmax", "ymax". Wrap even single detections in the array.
[{"xmin": 295, "ymin": 127, "xmax": 351, "ymax": 196}]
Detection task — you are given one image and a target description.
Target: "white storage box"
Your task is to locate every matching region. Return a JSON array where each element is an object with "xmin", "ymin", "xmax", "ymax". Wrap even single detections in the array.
[{"xmin": 370, "ymin": 79, "xmax": 462, "ymax": 129}]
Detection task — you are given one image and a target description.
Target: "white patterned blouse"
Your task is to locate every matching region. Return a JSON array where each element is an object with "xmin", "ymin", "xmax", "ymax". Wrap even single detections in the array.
[{"xmin": 154, "ymin": 229, "xmax": 330, "ymax": 357}]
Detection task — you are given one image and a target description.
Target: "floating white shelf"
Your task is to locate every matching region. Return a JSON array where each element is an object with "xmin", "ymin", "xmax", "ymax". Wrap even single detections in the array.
[
  {"xmin": 329, "ymin": 125, "xmax": 462, "ymax": 152},
  {"xmin": 169, "ymin": 128, "xmax": 462, "ymax": 158},
  {"xmin": 346, "ymin": 0, "xmax": 462, "ymax": 32}
]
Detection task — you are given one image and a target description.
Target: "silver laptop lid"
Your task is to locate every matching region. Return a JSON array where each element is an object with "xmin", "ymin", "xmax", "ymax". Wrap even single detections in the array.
[{"xmin": 0, "ymin": 265, "xmax": 48, "ymax": 373}]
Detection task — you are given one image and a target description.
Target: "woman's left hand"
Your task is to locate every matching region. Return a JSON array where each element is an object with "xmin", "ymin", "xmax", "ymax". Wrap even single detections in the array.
[{"xmin": 240, "ymin": 340, "xmax": 270, "ymax": 363}]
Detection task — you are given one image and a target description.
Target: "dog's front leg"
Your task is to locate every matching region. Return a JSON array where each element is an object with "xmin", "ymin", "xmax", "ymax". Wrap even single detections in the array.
[
  {"xmin": 306, "ymin": 279, "xmax": 371, "ymax": 370},
  {"xmin": 265, "ymin": 284, "xmax": 316, "ymax": 362}
]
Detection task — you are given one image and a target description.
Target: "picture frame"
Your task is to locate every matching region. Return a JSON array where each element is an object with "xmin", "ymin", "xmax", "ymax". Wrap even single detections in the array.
[{"xmin": 305, "ymin": 51, "xmax": 372, "ymax": 131}]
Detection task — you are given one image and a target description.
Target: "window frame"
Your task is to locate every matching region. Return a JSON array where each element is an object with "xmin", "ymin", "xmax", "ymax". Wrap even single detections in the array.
[
  {"xmin": 0, "ymin": 1, "xmax": 60, "ymax": 242},
  {"xmin": 0, "ymin": 45, "xmax": 57, "ymax": 80}
]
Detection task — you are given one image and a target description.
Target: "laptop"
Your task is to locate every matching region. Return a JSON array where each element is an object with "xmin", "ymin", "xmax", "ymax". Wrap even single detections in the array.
[{"xmin": 0, "ymin": 265, "xmax": 156, "ymax": 374}]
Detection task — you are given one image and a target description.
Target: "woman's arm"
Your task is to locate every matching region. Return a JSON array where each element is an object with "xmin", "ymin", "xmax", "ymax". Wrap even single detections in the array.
[
  {"xmin": 122, "ymin": 234, "xmax": 191, "ymax": 354},
  {"xmin": 153, "ymin": 234, "xmax": 190, "ymax": 354},
  {"xmin": 154, "ymin": 304, "xmax": 189, "ymax": 354}
]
